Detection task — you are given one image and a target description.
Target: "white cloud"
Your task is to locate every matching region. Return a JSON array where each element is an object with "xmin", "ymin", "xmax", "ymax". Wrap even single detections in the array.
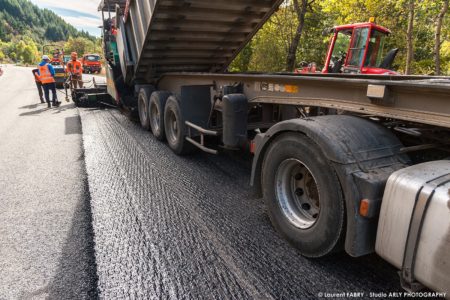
[
  {"xmin": 31, "ymin": 0, "xmax": 100, "ymax": 15},
  {"xmin": 62, "ymin": 16, "xmax": 101, "ymax": 29},
  {"xmin": 30, "ymin": 0, "xmax": 102, "ymax": 36}
]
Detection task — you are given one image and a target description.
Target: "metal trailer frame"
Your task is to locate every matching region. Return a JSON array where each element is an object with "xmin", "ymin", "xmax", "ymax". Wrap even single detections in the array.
[{"xmin": 157, "ymin": 73, "xmax": 450, "ymax": 129}]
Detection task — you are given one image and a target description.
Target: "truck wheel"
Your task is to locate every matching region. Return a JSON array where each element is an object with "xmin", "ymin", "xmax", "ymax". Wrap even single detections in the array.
[
  {"xmin": 138, "ymin": 87, "xmax": 153, "ymax": 131},
  {"xmin": 164, "ymin": 96, "xmax": 193, "ymax": 155},
  {"xmin": 262, "ymin": 132, "xmax": 345, "ymax": 257},
  {"xmin": 149, "ymin": 91, "xmax": 171, "ymax": 141}
]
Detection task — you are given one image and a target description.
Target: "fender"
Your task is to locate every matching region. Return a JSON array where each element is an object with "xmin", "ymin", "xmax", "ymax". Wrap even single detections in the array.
[{"xmin": 251, "ymin": 115, "xmax": 410, "ymax": 257}]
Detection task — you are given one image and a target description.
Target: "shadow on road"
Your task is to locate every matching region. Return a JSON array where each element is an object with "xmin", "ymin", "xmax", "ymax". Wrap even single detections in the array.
[
  {"xmin": 19, "ymin": 103, "xmax": 77, "ymax": 117},
  {"xmin": 52, "ymin": 103, "xmax": 76, "ymax": 114},
  {"xmin": 18, "ymin": 178, "xmax": 99, "ymax": 300},
  {"xmin": 45, "ymin": 176, "xmax": 99, "ymax": 299},
  {"xmin": 18, "ymin": 104, "xmax": 40, "ymax": 109},
  {"xmin": 19, "ymin": 107, "xmax": 51, "ymax": 116}
]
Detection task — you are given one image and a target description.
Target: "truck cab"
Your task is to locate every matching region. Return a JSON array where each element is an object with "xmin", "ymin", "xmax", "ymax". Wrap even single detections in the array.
[
  {"xmin": 323, "ymin": 20, "xmax": 398, "ymax": 75},
  {"xmin": 81, "ymin": 54, "xmax": 102, "ymax": 74}
]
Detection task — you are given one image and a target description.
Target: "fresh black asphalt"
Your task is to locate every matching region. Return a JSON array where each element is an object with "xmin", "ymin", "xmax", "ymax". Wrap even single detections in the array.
[{"xmin": 80, "ymin": 109, "xmax": 403, "ymax": 299}]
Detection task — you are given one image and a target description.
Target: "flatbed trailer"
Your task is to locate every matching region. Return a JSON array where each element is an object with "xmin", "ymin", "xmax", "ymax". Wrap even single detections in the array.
[{"xmin": 92, "ymin": 0, "xmax": 450, "ymax": 295}]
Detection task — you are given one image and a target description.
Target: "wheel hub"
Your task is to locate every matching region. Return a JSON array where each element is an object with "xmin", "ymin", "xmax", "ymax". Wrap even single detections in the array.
[
  {"xmin": 167, "ymin": 110, "xmax": 178, "ymax": 143},
  {"xmin": 150, "ymin": 103, "xmax": 160, "ymax": 131},
  {"xmin": 139, "ymin": 96, "xmax": 147, "ymax": 122},
  {"xmin": 275, "ymin": 158, "xmax": 321, "ymax": 229}
]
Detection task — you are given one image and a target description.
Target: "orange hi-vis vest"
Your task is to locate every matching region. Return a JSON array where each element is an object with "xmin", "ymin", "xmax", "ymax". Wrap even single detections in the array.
[
  {"xmin": 38, "ymin": 64, "xmax": 55, "ymax": 84},
  {"xmin": 68, "ymin": 60, "xmax": 82, "ymax": 75}
]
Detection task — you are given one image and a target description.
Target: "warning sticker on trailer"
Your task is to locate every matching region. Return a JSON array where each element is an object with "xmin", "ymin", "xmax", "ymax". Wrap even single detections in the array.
[{"xmin": 255, "ymin": 82, "xmax": 299, "ymax": 93}]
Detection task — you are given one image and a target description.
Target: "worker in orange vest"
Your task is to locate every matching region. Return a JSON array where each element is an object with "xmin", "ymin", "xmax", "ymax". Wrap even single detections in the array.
[
  {"xmin": 37, "ymin": 55, "xmax": 60, "ymax": 108},
  {"xmin": 67, "ymin": 52, "xmax": 83, "ymax": 89},
  {"xmin": 32, "ymin": 68, "xmax": 44, "ymax": 103}
]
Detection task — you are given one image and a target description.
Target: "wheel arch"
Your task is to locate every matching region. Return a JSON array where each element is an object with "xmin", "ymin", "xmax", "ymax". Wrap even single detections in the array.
[{"xmin": 251, "ymin": 115, "xmax": 410, "ymax": 257}]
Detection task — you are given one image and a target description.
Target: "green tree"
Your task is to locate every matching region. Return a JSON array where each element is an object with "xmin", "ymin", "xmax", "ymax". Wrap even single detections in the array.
[
  {"xmin": 229, "ymin": 43, "xmax": 253, "ymax": 72},
  {"xmin": 45, "ymin": 25, "xmax": 65, "ymax": 41},
  {"xmin": 434, "ymin": 0, "xmax": 449, "ymax": 75},
  {"xmin": 22, "ymin": 43, "xmax": 38, "ymax": 64},
  {"xmin": 64, "ymin": 36, "xmax": 96, "ymax": 56},
  {"xmin": 405, "ymin": 0, "xmax": 415, "ymax": 74},
  {"xmin": 248, "ymin": 19, "xmax": 287, "ymax": 72},
  {"xmin": 9, "ymin": 51, "xmax": 16, "ymax": 61},
  {"xmin": 285, "ymin": 0, "xmax": 307, "ymax": 71},
  {"xmin": 441, "ymin": 40, "xmax": 450, "ymax": 74}
]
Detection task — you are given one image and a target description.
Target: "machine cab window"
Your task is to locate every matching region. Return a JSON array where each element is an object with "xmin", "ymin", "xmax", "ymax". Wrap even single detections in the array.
[
  {"xmin": 86, "ymin": 55, "xmax": 101, "ymax": 62},
  {"xmin": 364, "ymin": 29, "xmax": 387, "ymax": 68},
  {"xmin": 347, "ymin": 27, "xmax": 369, "ymax": 68},
  {"xmin": 329, "ymin": 30, "xmax": 351, "ymax": 73},
  {"xmin": 324, "ymin": 20, "xmax": 397, "ymax": 75}
]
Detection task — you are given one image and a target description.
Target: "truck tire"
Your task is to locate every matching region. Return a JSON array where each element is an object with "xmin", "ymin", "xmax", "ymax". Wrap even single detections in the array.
[
  {"xmin": 164, "ymin": 96, "xmax": 193, "ymax": 155},
  {"xmin": 149, "ymin": 91, "xmax": 171, "ymax": 141},
  {"xmin": 262, "ymin": 132, "xmax": 345, "ymax": 257},
  {"xmin": 138, "ymin": 87, "xmax": 153, "ymax": 131}
]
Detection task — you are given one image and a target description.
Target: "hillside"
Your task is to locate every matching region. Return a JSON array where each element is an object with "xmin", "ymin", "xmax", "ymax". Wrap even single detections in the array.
[{"xmin": 0, "ymin": 0, "xmax": 93, "ymax": 42}]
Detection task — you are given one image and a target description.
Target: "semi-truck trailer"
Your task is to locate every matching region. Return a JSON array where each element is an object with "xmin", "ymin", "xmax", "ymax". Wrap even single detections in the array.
[{"xmin": 86, "ymin": 0, "xmax": 450, "ymax": 295}]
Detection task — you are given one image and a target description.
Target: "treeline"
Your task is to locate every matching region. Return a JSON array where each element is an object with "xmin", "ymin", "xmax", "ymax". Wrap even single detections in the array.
[
  {"xmin": 0, "ymin": 36, "xmax": 38, "ymax": 62},
  {"xmin": 0, "ymin": 35, "xmax": 102, "ymax": 64},
  {"xmin": 231, "ymin": 0, "xmax": 450, "ymax": 75},
  {"xmin": 0, "ymin": 0, "xmax": 100, "ymax": 64}
]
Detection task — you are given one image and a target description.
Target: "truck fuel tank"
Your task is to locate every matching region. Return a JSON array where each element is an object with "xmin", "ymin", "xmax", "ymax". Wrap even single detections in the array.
[
  {"xmin": 376, "ymin": 161, "xmax": 450, "ymax": 296},
  {"xmin": 222, "ymin": 94, "xmax": 248, "ymax": 149}
]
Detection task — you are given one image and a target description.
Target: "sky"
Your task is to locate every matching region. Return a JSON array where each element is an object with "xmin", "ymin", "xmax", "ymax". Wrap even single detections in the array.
[{"xmin": 30, "ymin": 0, "xmax": 103, "ymax": 36}]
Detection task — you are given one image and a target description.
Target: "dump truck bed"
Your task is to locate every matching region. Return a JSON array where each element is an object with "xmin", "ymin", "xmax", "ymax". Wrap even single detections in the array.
[{"xmin": 115, "ymin": 0, "xmax": 283, "ymax": 83}]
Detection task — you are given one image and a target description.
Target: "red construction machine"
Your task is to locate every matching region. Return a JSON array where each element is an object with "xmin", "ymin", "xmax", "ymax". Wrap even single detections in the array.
[{"xmin": 298, "ymin": 19, "xmax": 398, "ymax": 75}]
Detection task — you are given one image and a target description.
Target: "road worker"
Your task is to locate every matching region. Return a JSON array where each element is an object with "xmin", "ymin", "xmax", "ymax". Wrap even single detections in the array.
[
  {"xmin": 31, "ymin": 68, "xmax": 44, "ymax": 103},
  {"xmin": 37, "ymin": 55, "xmax": 60, "ymax": 108},
  {"xmin": 67, "ymin": 52, "xmax": 83, "ymax": 89}
]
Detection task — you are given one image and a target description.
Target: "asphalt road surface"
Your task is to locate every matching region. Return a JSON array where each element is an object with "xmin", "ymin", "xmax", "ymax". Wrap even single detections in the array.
[
  {"xmin": 0, "ymin": 65, "xmax": 98, "ymax": 299},
  {"xmin": 1, "ymin": 65, "xmax": 406, "ymax": 299}
]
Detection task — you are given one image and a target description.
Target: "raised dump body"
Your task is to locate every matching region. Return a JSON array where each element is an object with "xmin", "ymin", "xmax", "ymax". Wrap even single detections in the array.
[{"xmin": 114, "ymin": 0, "xmax": 283, "ymax": 84}]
